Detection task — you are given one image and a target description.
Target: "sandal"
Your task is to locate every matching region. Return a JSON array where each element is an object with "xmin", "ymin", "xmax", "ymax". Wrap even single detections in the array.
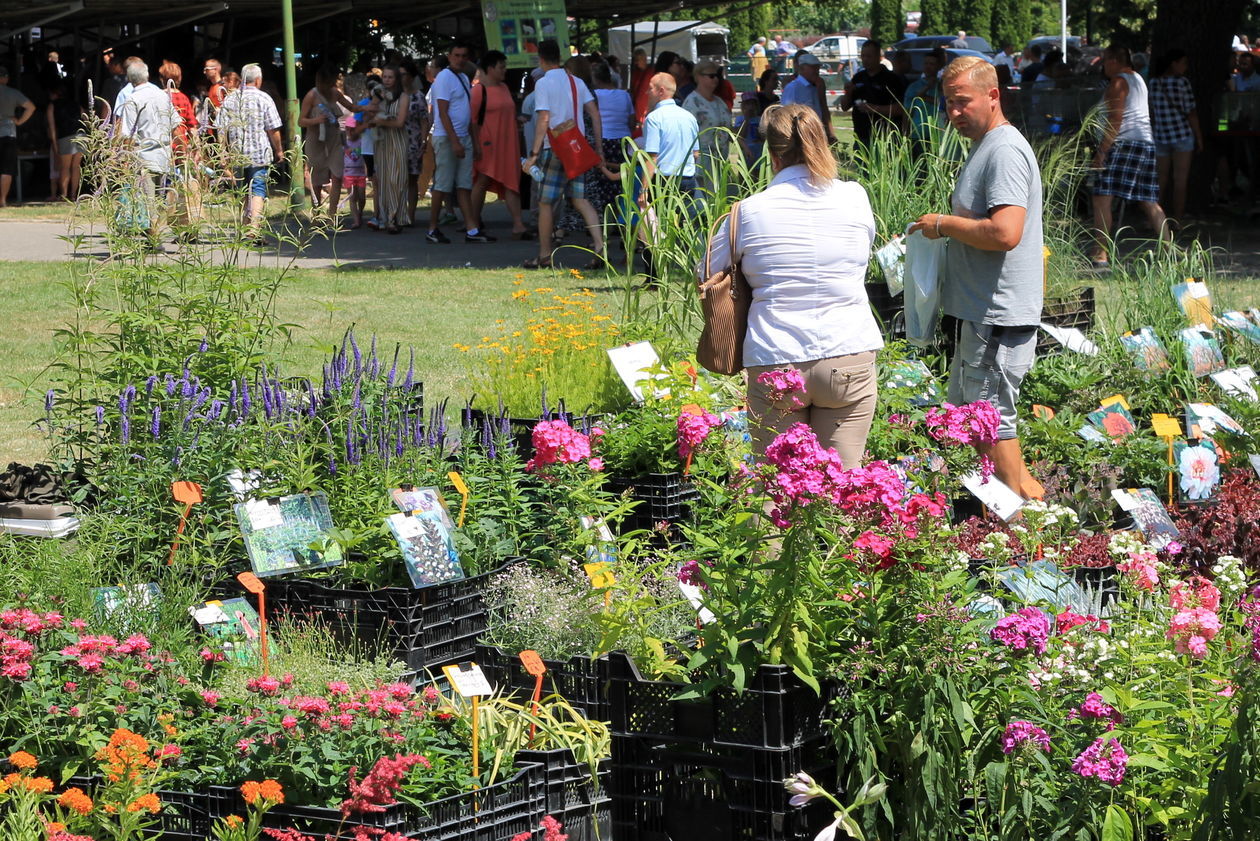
[{"xmin": 522, "ymin": 255, "xmax": 552, "ymax": 269}]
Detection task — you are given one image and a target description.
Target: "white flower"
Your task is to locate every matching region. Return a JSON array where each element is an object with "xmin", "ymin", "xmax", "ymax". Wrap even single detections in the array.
[{"xmin": 1178, "ymin": 444, "xmax": 1220, "ymax": 500}]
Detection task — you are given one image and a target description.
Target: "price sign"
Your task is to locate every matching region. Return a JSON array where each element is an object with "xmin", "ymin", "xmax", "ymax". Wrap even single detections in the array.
[
  {"xmin": 442, "ymin": 662, "xmax": 493, "ymax": 698},
  {"xmin": 236, "ymin": 572, "xmax": 265, "ymax": 595},
  {"xmin": 518, "ymin": 650, "xmax": 546, "ymax": 677},
  {"xmin": 1151, "ymin": 414, "xmax": 1183, "ymax": 439},
  {"xmin": 583, "ymin": 561, "xmax": 616, "ymax": 589},
  {"xmin": 167, "ymin": 480, "xmax": 204, "ymax": 566},
  {"xmin": 1099, "ymin": 394, "xmax": 1131, "ymax": 411},
  {"xmin": 446, "ymin": 471, "xmax": 470, "ymax": 527}
]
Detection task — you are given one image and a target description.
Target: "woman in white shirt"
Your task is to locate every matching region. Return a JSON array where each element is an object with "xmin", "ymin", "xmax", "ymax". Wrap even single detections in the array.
[{"xmin": 701, "ymin": 104, "xmax": 882, "ymax": 467}]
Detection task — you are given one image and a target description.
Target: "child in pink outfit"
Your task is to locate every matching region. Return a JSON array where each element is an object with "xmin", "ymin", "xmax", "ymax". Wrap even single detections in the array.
[{"xmin": 343, "ymin": 114, "xmax": 368, "ymax": 228}]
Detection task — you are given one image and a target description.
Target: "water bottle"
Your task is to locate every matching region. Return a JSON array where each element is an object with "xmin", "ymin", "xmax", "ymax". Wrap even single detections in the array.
[{"xmin": 522, "ymin": 157, "xmax": 544, "ymax": 182}]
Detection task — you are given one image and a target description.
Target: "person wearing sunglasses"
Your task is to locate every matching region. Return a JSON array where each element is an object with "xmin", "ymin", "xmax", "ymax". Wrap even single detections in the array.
[{"xmin": 682, "ymin": 60, "xmax": 733, "ymax": 194}]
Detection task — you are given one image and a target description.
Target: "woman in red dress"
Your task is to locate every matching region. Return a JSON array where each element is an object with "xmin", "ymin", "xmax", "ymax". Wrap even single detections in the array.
[{"xmin": 471, "ymin": 50, "xmax": 532, "ymax": 239}]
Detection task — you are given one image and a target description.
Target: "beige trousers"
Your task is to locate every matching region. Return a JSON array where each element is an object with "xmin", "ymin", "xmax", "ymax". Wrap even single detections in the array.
[{"xmin": 746, "ymin": 350, "xmax": 879, "ymax": 469}]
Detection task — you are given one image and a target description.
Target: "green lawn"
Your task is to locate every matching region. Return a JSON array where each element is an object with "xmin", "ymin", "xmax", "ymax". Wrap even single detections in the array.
[{"xmin": 0, "ymin": 260, "xmax": 613, "ymax": 464}]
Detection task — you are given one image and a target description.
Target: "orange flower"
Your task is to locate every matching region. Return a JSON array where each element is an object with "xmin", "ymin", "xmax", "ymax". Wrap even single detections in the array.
[
  {"xmin": 8, "ymin": 751, "xmax": 37, "ymax": 770},
  {"xmin": 21, "ymin": 776, "xmax": 53, "ymax": 793},
  {"xmin": 258, "ymin": 780, "xmax": 283, "ymax": 804},
  {"xmin": 225, "ymin": 815, "xmax": 244, "ymax": 828},
  {"xmin": 45, "ymin": 821, "xmax": 66, "ymax": 834},
  {"xmin": 95, "ymin": 729, "xmax": 154, "ymax": 783},
  {"xmin": 126, "ymin": 793, "xmax": 161, "ymax": 813},
  {"xmin": 58, "ymin": 787, "xmax": 94, "ymax": 816}
]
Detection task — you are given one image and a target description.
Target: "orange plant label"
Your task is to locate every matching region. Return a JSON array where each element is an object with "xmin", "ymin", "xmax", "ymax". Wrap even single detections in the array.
[
  {"xmin": 518, "ymin": 650, "xmax": 546, "ymax": 676},
  {"xmin": 236, "ymin": 572, "xmax": 265, "ymax": 595}
]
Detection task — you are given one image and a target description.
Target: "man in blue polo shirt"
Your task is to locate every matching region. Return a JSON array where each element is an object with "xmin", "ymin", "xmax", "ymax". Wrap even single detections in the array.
[{"xmin": 639, "ymin": 72, "xmax": 699, "ymax": 204}]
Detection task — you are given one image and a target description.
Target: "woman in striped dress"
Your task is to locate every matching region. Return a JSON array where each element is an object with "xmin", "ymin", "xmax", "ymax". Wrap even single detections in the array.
[{"xmin": 369, "ymin": 65, "xmax": 412, "ymax": 234}]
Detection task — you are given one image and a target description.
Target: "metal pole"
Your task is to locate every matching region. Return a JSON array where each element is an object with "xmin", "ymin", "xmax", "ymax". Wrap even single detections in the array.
[
  {"xmin": 1060, "ymin": 0, "xmax": 1067, "ymax": 57},
  {"xmin": 281, "ymin": 0, "xmax": 305, "ymax": 207}
]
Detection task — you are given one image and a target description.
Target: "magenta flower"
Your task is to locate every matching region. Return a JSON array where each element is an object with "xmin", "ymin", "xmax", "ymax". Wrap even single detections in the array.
[
  {"xmin": 1072, "ymin": 737, "xmax": 1128, "ymax": 786},
  {"xmin": 924, "ymin": 401, "xmax": 1001, "ymax": 446},
  {"xmin": 1167, "ymin": 607, "xmax": 1221, "ymax": 658},
  {"xmin": 1070, "ymin": 692, "xmax": 1123, "ymax": 729},
  {"xmin": 989, "ymin": 608, "xmax": 1050, "ymax": 656},
  {"xmin": 526, "ymin": 420, "xmax": 597, "ymax": 474},
  {"xmin": 1001, "ymin": 720, "xmax": 1051, "ymax": 754},
  {"xmin": 756, "ymin": 368, "xmax": 807, "ymax": 409},
  {"xmin": 677, "ymin": 411, "xmax": 722, "ymax": 461}
]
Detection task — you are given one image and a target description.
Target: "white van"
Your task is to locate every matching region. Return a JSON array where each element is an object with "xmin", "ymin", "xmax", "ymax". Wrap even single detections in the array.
[{"xmin": 807, "ymin": 34, "xmax": 866, "ymax": 66}]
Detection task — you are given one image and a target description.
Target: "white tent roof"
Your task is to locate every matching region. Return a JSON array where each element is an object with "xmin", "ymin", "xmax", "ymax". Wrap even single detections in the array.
[{"xmin": 609, "ymin": 20, "xmax": 729, "ymax": 35}]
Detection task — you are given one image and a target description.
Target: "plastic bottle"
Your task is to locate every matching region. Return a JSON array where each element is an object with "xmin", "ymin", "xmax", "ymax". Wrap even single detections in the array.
[{"xmin": 521, "ymin": 157, "xmax": 544, "ymax": 181}]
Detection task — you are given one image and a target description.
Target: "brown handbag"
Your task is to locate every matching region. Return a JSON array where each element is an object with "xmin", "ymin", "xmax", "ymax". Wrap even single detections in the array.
[{"xmin": 696, "ymin": 202, "xmax": 751, "ymax": 376}]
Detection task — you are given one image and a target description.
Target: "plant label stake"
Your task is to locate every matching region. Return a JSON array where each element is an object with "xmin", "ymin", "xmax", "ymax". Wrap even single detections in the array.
[
  {"xmin": 236, "ymin": 572, "xmax": 269, "ymax": 676},
  {"xmin": 442, "ymin": 662, "xmax": 492, "ymax": 787},
  {"xmin": 167, "ymin": 481, "xmax": 203, "ymax": 566},
  {"xmin": 447, "ymin": 471, "xmax": 470, "ymax": 527},
  {"xmin": 518, "ymin": 650, "xmax": 547, "ymax": 744},
  {"xmin": 1151, "ymin": 415, "xmax": 1183, "ymax": 503},
  {"xmin": 584, "ymin": 561, "xmax": 616, "ymax": 608}
]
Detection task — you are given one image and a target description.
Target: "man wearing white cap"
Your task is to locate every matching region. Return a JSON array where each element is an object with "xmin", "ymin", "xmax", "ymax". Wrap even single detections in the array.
[{"xmin": 780, "ymin": 52, "xmax": 834, "ymax": 142}]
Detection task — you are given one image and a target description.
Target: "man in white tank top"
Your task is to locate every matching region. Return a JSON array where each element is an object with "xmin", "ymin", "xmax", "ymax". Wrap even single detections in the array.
[{"xmin": 1088, "ymin": 44, "xmax": 1171, "ymax": 269}]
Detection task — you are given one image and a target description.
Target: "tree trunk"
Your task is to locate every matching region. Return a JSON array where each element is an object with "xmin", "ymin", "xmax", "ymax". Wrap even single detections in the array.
[{"xmin": 1153, "ymin": 0, "xmax": 1249, "ymax": 210}]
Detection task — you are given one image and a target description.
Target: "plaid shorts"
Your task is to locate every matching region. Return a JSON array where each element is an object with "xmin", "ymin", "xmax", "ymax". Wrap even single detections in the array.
[
  {"xmin": 538, "ymin": 149, "xmax": 585, "ymax": 205},
  {"xmin": 1094, "ymin": 140, "xmax": 1160, "ymax": 203}
]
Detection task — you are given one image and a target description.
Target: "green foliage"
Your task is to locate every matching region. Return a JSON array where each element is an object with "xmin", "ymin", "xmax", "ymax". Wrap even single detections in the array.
[
  {"xmin": 990, "ymin": 0, "xmax": 1034, "ymax": 50},
  {"xmin": 785, "ymin": 0, "xmax": 870, "ymax": 35},
  {"xmin": 869, "ymin": 0, "xmax": 905, "ymax": 45}
]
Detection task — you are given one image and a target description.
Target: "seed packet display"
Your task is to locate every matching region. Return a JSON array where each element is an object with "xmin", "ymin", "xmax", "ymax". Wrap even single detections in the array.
[
  {"xmin": 190, "ymin": 597, "xmax": 260, "ymax": 663},
  {"xmin": 1112, "ymin": 488, "xmax": 1181, "ymax": 548},
  {"xmin": 1119, "ymin": 327, "xmax": 1170, "ymax": 372},
  {"xmin": 1217, "ymin": 311, "xmax": 1260, "ymax": 345},
  {"xmin": 1211, "ymin": 365, "xmax": 1259, "ymax": 401},
  {"xmin": 92, "ymin": 583, "xmax": 161, "ymax": 623},
  {"xmin": 1170, "ymin": 279, "xmax": 1213, "ymax": 328},
  {"xmin": 234, "ymin": 491, "xmax": 343, "ymax": 577},
  {"xmin": 579, "ymin": 515, "xmax": 617, "ymax": 566},
  {"xmin": 386, "ymin": 511, "xmax": 464, "ymax": 588},
  {"xmin": 1185, "ymin": 403, "xmax": 1246, "ymax": 439},
  {"xmin": 1086, "ymin": 402, "xmax": 1136, "ymax": 439},
  {"xmin": 1179, "ymin": 328, "xmax": 1226, "ymax": 378},
  {"xmin": 1174, "ymin": 438, "xmax": 1221, "ymax": 504},
  {"xmin": 391, "ymin": 486, "xmax": 455, "ymax": 529},
  {"xmin": 882, "ymin": 359, "xmax": 942, "ymax": 407}
]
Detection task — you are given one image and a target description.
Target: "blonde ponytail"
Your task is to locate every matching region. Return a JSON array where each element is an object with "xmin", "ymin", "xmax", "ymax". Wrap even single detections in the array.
[{"xmin": 761, "ymin": 104, "xmax": 836, "ymax": 186}]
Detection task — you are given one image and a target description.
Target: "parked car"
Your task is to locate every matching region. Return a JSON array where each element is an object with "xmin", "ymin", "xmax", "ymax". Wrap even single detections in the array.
[
  {"xmin": 1026, "ymin": 35, "xmax": 1083, "ymax": 55},
  {"xmin": 892, "ymin": 35, "xmax": 994, "ymax": 55},
  {"xmin": 895, "ymin": 47, "xmax": 994, "ymax": 82}
]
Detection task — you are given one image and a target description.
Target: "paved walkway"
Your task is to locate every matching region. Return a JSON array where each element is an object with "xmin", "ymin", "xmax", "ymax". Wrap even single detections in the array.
[
  {"xmin": 2, "ymin": 200, "xmax": 1260, "ymax": 275},
  {"xmin": 0, "ymin": 201, "xmax": 603, "ymax": 270}
]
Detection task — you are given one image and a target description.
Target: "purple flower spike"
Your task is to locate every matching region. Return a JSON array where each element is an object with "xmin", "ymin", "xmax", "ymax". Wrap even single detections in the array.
[
  {"xmin": 198, "ymin": 338, "xmax": 209, "ymax": 352},
  {"xmin": 402, "ymin": 349, "xmax": 415, "ymax": 391},
  {"xmin": 44, "ymin": 390, "xmax": 55, "ymax": 413},
  {"xmin": 120, "ymin": 414, "xmax": 131, "ymax": 444},
  {"xmin": 150, "ymin": 405, "xmax": 161, "ymax": 439},
  {"xmin": 94, "ymin": 405, "xmax": 105, "ymax": 425},
  {"xmin": 144, "ymin": 375, "xmax": 157, "ymax": 396}
]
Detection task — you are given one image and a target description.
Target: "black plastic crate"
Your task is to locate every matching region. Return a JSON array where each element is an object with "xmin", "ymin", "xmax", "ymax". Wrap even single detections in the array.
[
  {"xmin": 267, "ymin": 560, "xmax": 518, "ymax": 673},
  {"xmin": 478, "ymin": 644, "xmax": 611, "ymax": 722},
  {"xmin": 606, "ymin": 472, "xmax": 700, "ymax": 533},
  {"xmin": 207, "ymin": 763, "xmax": 543, "ymax": 841},
  {"xmin": 865, "ymin": 281, "xmax": 906, "ymax": 340},
  {"xmin": 1037, "ymin": 286, "xmax": 1096, "ymax": 356},
  {"xmin": 65, "ymin": 777, "xmax": 211, "ymax": 841},
  {"xmin": 462, "ymin": 405, "xmax": 603, "ymax": 456},
  {"xmin": 609, "ymin": 733, "xmax": 837, "ymax": 841},
  {"xmin": 517, "ymin": 747, "xmax": 610, "ymax": 841},
  {"xmin": 607, "ymin": 652, "xmax": 834, "ymax": 750}
]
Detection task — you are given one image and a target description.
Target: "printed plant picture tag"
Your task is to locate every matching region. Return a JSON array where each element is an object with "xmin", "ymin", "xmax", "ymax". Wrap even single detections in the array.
[
  {"xmin": 961, "ymin": 471, "xmax": 1025, "ymax": 521},
  {"xmin": 385, "ymin": 511, "xmax": 464, "ymax": 588},
  {"xmin": 1211, "ymin": 366, "xmax": 1259, "ymax": 401},
  {"xmin": 607, "ymin": 341, "xmax": 665, "ymax": 402},
  {"xmin": 1179, "ymin": 328, "xmax": 1226, "ymax": 379},
  {"xmin": 1118, "ymin": 488, "xmax": 1181, "ymax": 548},
  {"xmin": 1119, "ymin": 327, "xmax": 1171, "ymax": 372},
  {"xmin": 1174, "ymin": 438, "xmax": 1221, "ymax": 504},
  {"xmin": 233, "ymin": 492, "xmax": 342, "ymax": 578},
  {"xmin": 1171, "ymin": 279, "xmax": 1213, "ymax": 327},
  {"xmin": 442, "ymin": 662, "xmax": 493, "ymax": 698}
]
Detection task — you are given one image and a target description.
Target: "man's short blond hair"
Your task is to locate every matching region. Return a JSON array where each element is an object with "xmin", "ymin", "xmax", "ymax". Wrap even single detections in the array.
[
  {"xmin": 650, "ymin": 71, "xmax": 676, "ymax": 95},
  {"xmin": 942, "ymin": 55, "xmax": 998, "ymax": 90}
]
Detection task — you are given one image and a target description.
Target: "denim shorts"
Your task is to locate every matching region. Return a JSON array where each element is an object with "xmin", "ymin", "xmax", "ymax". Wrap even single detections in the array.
[
  {"xmin": 1154, "ymin": 136, "xmax": 1195, "ymax": 156},
  {"xmin": 242, "ymin": 165, "xmax": 270, "ymax": 198},
  {"xmin": 946, "ymin": 320, "xmax": 1037, "ymax": 440}
]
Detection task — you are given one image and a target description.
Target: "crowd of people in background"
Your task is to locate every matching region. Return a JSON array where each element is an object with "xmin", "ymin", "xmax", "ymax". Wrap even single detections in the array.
[{"xmin": 0, "ymin": 30, "xmax": 1259, "ymax": 246}]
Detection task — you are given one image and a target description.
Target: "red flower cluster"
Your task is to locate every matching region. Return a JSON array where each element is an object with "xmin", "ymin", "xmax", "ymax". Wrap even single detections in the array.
[
  {"xmin": 0, "ymin": 609, "xmax": 65, "ymax": 681},
  {"xmin": 340, "ymin": 754, "xmax": 427, "ymax": 817}
]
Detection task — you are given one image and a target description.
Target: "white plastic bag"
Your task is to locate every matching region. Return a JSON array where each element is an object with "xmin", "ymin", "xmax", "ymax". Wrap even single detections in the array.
[
  {"xmin": 903, "ymin": 231, "xmax": 945, "ymax": 348},
  {"xmin": 873, "ymin": 235, "xmax": 906, "ymax": 296}
]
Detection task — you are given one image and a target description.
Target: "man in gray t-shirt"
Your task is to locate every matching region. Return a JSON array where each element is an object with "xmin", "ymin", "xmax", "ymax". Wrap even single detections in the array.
[
  {"xmin": 0, "ymin": 66, "xmax": 36, "ymax": 208},
  {"xmin": 910, "ymin": 56, "xmax": 1044, "ymax": 501}
]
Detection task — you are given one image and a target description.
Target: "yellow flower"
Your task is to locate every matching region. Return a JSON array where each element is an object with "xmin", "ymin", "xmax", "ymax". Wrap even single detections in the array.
[{"xmin": 534, "ymin": 287, "xmax": 553, "ymax": 293}]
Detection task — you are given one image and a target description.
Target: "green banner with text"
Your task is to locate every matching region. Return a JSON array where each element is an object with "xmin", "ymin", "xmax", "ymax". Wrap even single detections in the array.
[{"xmin": 481, "ymin": 0, "xmax": 569, "ymax": 69}]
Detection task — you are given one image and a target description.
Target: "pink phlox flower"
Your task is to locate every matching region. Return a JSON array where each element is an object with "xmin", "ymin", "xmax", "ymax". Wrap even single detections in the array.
[
  {"xmin": 924, "ymin": 401, "xmax": 1001, "ymax": 447},
  {"xmin": 677, "ymin": 560, "xmax": 713, "ymax": 590},
  {"xmin": 1075, "ymin": 692, "xmax": 1124, "ymax": 728},
  {"xmin": 1001, "ymin": 720, "xmax": 1051, "ymax": 754},
  {"xmin": 1072, "ymin": 737, "xmax": 1128, "ymax": 786},
  {"xmin": 1167, "ymin": 607, "xmax": 1222, "ymax": 658},
  {"xmin": 1169, "ymin": 576, "xmax": 1221, "ymax": 612},
  {"xmin": 677, "ymin": 411, "xmax": 723, "ymax": 461},
  {"xmin": 989, "ymin": 607, "xmax": 1050, "ymax": 656},
  {"xmin": 756, "ymin": 368, "xmax": 807, "ymax": 409}
]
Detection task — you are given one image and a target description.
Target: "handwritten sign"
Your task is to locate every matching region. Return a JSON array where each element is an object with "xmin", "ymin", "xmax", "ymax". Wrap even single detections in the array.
[
  {"xmin": 1150, "ymin": 414, "xmax": 1182, "ymax": 439},
  {"xmin": 518, "ymin": 650, "xmax": 546, "ymax": 677}
]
